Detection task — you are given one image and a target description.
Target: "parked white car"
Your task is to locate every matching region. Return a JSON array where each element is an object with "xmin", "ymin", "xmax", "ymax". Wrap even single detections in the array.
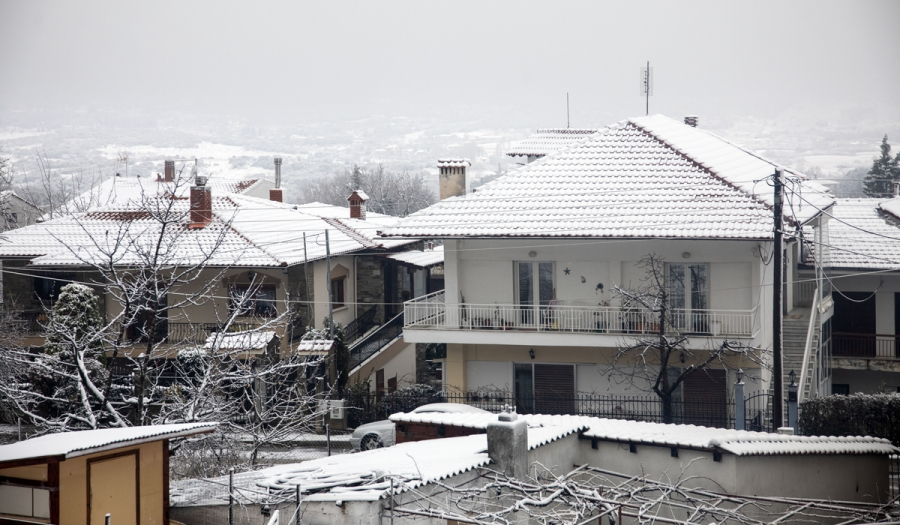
[{"xmin": 350, "ymin": 403, "xmax": 490, "ymax": 451}]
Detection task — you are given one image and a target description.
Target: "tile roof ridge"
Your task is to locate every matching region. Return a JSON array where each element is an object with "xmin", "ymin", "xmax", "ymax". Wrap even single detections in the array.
[{"xmin": 626, "ymin": 117, "xmax": 780, "ymax": 222}]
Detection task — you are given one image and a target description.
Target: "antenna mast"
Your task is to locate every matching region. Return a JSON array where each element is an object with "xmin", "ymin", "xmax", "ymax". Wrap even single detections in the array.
[
  {"xmin": 640, "ymin": 61, "xmax": 653, "ymax": 115},
  {"xmin": 567, "ymin": 92, "xmax": 570, "ymax": 128}
]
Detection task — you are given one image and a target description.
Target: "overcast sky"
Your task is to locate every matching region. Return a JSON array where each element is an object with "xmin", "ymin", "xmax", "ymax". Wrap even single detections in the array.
[{"xmin": 1, "ymin": 1, "xmax": 898, "ymax": 127}]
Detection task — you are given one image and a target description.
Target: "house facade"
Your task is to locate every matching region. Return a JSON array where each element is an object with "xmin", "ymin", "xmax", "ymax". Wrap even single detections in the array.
[
  {"xmin": 804, "ymin": 196, "xmax": 900, "ymax": 395},
  {"xmin": 385, "ymin": 115, "xmax": 835, "ymax": 420}
]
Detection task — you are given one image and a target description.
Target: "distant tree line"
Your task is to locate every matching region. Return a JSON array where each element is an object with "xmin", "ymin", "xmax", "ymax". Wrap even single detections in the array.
[
  {"xmin": 300, "ymin": 164, "xmax": 435, "ymax": 217},
  {"xmin": 862, "ymin": 135, "xmax": 900, "ymax": 198}
]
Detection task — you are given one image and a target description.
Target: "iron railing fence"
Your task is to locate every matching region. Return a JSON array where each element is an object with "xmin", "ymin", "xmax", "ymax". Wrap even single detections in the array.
[
  {"xmin": 833, "ymin": 332, "xmax": 899, "ymax": 358},
  {"xmin": 404, "ymin": 291, "xmax": 756, "ymax": 337},
  {"xmin": 348, "ymin": 312, "xmax": 404, "ymax": 371},
  {"xmin": 343, "ymin": 306, "xmax": 378, "ymax": 345},
  {"xmin": 345, "ymin": 391, "xmax": 740, "ymax": 430}
]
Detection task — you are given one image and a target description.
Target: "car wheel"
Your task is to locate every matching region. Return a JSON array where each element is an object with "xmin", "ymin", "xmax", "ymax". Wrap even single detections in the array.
[{"xmin": 360, "ymin": 433, "xmax": 384, "ymax": 451}]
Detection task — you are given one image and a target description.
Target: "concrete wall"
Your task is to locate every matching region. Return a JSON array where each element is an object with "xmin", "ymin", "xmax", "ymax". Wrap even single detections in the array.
[
  {"xmin": 352, "ymin": 339, "xmax": 418, "ymax": 391},
  {"xmin": 832, "ymin": 369, "xmax": 900, "ymax": 394}
]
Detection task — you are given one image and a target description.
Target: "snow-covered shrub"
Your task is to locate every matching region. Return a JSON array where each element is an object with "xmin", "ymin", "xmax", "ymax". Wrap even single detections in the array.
[{"xmin": 799, "ymin": 393, "xmax": 900, "ymax": 445}]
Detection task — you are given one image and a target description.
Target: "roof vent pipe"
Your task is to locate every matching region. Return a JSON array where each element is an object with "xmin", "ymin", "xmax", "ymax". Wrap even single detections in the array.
[
  {"xmin": 270, "ymin": 158, "xmax": 284, "ymax": 202},
  {"xmin": 684, "ymin": 116, "xmax": 698, "ymax": 128}
]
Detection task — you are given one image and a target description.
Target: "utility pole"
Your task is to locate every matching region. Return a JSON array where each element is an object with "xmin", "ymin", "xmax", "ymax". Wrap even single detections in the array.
[
  {"xmin": 325, "ymin": 230, "xmax": 334, "ymax": 339},
  {"xmin": 773, "ymin": 168, "xmax": 784, "ymax": 428}
]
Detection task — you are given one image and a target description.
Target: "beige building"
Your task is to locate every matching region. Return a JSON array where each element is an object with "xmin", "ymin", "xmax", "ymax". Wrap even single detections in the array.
[{"xmin": 0, "ymin": 423, "xmax": 215, "ymax": 525}]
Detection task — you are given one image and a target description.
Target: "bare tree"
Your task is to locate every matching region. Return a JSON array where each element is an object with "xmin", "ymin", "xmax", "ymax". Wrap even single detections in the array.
[
  {"xmin": 17, "ymin": 149, "xmax": 107, "ymax": 220},
  {"xmin": 301, "ymin": 164, "xmax": 435, "ymax": 217},
  {"xmin": 603, "ymin": 254, "xmax": 766, "ymax": 424}
]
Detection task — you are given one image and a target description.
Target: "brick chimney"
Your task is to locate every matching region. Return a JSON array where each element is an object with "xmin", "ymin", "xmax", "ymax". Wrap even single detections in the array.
[
  {"xmin": 684, "ymin": 116, "xmax": 699, "ymax": 128},
  {"xmin": 270, "ymin": 158, "xmax": 283, "ymax": 202},
  {"xmin": 189, "ymin": 176, "xmax": 212, "ymax": 229},
  {"xmin": 164, "ymin": 160, "xmax": 175, "ymax": 182},
  {"xmin": 438, "ymin": 159, "xmax": 471, "ymax": 200},
  {"xmin": 348, "ymin": 190, "xmax": 369, "ymax": 220}
]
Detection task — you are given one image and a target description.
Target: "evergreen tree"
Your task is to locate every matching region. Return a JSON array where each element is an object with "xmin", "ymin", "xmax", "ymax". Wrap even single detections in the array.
[{"xmin": 862, "ymin": 135, "xmax": 900, "ymax": 198}]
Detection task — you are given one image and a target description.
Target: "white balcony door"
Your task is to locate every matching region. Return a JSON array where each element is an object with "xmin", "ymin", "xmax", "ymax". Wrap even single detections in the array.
[
  {"xmin": 516, "ymin": 261, "xmax": 555, "ymax": 326},
  {"xmin": 668, "ymin": 263, "xmax": 709, "ymax": 333}
]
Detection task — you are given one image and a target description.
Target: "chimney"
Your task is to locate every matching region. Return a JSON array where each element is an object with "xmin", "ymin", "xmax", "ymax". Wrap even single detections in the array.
[
  {"xmin": 189, "ymin": 176, "xmax": 212, "ymax": 228},
  {"xmin": 270, "ymin": 158, "xmax": 284, "ymax": 202},
  {"xmin": 486, "ymin": 411, "xmax": 528, "ymax": 479},
  {"xmin": 438, "ymin": 159, "xmax": 471, "ymax": 200},
  {"xmin": 164, "ymin": 160, "xmax": 175, "ymax": 182},
  {"xmin": 348, "ymin": 190, "xmax": 368, "ymax": 220},
  {"xmin": 684, "ymin": 116, "xmax": 698, "ymax": 128}
]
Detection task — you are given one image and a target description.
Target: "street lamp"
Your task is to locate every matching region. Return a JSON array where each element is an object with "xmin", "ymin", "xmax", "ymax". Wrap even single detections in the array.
[
  {"xmin": 529, "ymin": 348, "xmax": 535, "ymax": 360},
  {"xmin": 736, "ymin": 368, "xmax": 744, "ymax": 384},
  {"xmin": 788, "ymin": 369, "xmax": 796, "ymax": 386}
]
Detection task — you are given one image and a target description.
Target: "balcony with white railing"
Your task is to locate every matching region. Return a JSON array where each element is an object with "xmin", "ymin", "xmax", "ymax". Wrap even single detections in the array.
[{"xmin": 403, "ymin": 290, "xmax": 758, "ymax": 346}]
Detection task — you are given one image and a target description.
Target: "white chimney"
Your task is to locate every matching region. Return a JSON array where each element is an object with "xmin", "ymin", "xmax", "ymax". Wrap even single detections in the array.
[{"xmin": 486, "ymin": 411, "xmax": 527, "ymax": 479}]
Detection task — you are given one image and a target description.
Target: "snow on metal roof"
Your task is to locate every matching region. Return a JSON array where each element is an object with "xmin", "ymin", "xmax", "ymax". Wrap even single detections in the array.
[
  {"xmin": 383, "ymin": 245, "xmax": 444, "ymax": 267},
  {"xmin": 506, "ymin": 128, "xmax": 600, "ymax": 158},
  {"xmin": 391, "ymin": 411, "xmax": 896, "ymax": 457},
  {"xmin": 0, "ymin": 194, "xmax": 418, "ymax": 268},
  {"xmin": 295, "ymin": 339, "xmax": 335, "ymax": 352},
  {"xmin": 204, "ymin": 330, "xmax": 276, "ymax": 350},
  {"xmin": 0, "ymin": 423, "xmax": 217, "ymax": 465},
  {"xmin": 384, "ymin": 115, "xmax": 833, "ymax": 240},
  {"xmin": 173, "ymin": 423, "xmax": 583, "ymax": 505},
  {"xmin": 437, "ymin": 159, "xmax": 471, "ymax": 168},
  {"xmin": 582, "ymin": 418, "xmax": 896, "ymax": 456},
  {"xmin": 802, "ymin": 198, "xmax": 900, "ymax": 270}
]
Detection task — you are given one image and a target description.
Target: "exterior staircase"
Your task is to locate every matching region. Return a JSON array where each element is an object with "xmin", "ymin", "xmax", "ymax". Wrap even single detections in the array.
[{"xmin": 783, "ymin": 307, "xmax": 818, "ymax": 402}]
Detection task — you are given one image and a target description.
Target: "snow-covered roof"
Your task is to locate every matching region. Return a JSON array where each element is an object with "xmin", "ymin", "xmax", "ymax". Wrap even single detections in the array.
[
  {"xmin": 384, "ymin": 115, "xmax": 833, "ymax": 240},
  {"xmin": 0, "ymin": 194, "xmax": 418, "ymax": 268},
  {"xmin": 204, "ymin": 330, "xmax": 276, "ymax": 350},
  {"xmin": 0, "ymin": 423, "xmax": 217, "ymax": 465},
  {"xmin": 383, "ymin": 245, "xmax": 444, "ymax": 268},
  {"xmin": 390, "ymin": 412, "xmax": 896, "ymax": 457},
  {"xmin": 295, "ymin": 339, "xmax": 335, "ymax": 352},
  {"xmin": 172, "ymin": 424, "xmax": 582, "ymax": 505},
  {"xmin": 72, "ymin": 176, "xmax": 268, "ymax": 211},
  {"xmin": 803, "ymin": 198, "xmax": 900, "ymax": 270},
  {"xmin": 437, "ymin": 159, "xmax": 471, "ymax": 168},
  {"xmin": 506, "ymin": 128, "xmax": 600, "ymax": 158}
]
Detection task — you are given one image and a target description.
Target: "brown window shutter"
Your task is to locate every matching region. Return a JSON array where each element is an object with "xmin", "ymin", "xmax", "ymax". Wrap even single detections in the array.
[
  {"xmin": 533, "ymin": 364, "xmax": 574, "ymax": 415},
  {"xmin": 682, "ymin": 369, "xmax": 726, "ymax": 426}
]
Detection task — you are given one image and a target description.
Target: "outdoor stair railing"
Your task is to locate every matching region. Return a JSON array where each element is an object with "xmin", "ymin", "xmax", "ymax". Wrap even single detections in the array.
[{"xmin": 348, "ymin": 312, "xmax": 404, "ymax": 372}]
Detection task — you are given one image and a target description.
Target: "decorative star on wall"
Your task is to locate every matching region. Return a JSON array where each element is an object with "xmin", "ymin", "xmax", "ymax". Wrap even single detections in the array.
[{"xmin": 564, "ymin": 268, "xmax": 570, "ymax": 275}]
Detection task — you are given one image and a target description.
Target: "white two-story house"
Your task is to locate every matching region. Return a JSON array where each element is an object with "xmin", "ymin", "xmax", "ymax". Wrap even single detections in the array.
[{"xmin": 383, "ymin": 115, "xmax": 834, "ymax": 421}]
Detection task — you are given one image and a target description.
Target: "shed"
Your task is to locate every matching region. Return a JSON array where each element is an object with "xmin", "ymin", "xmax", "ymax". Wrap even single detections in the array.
[{"xmin": 0, "ymin": 423, "xmax": 216, "ymax": 525}]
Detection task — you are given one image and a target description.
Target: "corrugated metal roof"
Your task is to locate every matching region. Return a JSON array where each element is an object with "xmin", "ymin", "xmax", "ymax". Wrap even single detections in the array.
[
  {"xmin": 0, "ymin": 423, "xmax": 217, "ymax": 464},
  {"xmin": 383, "ymin": 246, "xmax": 444, "ymax": 267},
  {"xmin": 390, "ymin": 412, "xmax": 896, "ymax": 457},
  {"xmin": 384, "ymin": 115, "xmax": 833, "ymax": 240}
]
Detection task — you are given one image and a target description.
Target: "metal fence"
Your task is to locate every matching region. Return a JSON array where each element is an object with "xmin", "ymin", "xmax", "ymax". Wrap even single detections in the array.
[{"xmin": 344, "ymin": 391, "xmax": 745, "ymax": 429}]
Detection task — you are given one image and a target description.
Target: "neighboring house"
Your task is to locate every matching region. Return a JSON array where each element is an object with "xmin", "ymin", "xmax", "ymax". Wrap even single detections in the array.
[
  {"xmin": 506, "ymin": 128, "xmax": 600, "ymax": 164},
  {"xmin": 0, "ymin": 422, "xmax": 216, "ymax": 525},
  {"xmin": 0, "ymin": 190, "xmax": 43, "ymax": 230},
  {"xmin": 0, "ymin": 178, "xmax": 430, "ymax": 369},
  {"xmin": 802, "ymin": 196, "xmax": 900, "ymax": 394},
  {"xmin": 170, "ymin": 413, "xmax": 894, "ymax": 524},
  {"xmin": 384, "ymin": 115, "xmax": 835, "ymax": 420}
]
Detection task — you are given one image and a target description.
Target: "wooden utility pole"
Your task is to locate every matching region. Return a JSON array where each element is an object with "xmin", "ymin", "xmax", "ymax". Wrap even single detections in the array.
[{"xmin": 773, "ymin": 168, "xmax": 784, "ymax": 428}]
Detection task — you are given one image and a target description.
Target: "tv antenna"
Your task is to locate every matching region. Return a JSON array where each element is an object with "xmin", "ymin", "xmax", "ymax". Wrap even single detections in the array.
[
  {"xmin": 640, "ymin": 61, "xmax": 653, "ymax": 115},
  {"xmin": 567, "ymin": 92, "xmax": 570, "ymax": 128},
  {"xmin": 117, "ymin": 153, "xmax": 129, "ymax": 177}
]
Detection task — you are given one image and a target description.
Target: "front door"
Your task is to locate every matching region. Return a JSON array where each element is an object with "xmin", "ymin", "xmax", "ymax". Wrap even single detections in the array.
[{"xmin": 88, "ymin": 452, "xmax": 138, "ymax": 525}]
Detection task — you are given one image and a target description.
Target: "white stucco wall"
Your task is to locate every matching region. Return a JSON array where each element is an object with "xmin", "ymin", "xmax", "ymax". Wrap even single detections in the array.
[{"xmin": 312, "ymin": 255, "xmax": 357, "ymax": 329}]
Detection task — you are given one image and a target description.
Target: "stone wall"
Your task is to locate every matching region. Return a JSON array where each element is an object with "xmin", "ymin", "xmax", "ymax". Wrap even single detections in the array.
[{"xmin": 355, "ymin": 256, "xmax": 385, "ymax": 325}]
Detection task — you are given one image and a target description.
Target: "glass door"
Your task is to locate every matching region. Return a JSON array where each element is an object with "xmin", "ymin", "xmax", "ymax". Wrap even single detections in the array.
[
  {"xmin": 516, "ymin": 262, "xmax": 555, "ymax": 327},
  {"xmin": 668, "ymin": 263, "xmax": 709, "ymax": 333}
]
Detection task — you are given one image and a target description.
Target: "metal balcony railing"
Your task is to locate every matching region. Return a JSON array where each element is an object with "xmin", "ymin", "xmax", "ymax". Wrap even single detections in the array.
[
  {"xmin": 404, "ymin": 291, "xmax": 756, "ymax": 337},
  {"xmin": 833, "ymin": 332, "xmax": 899, "ymax": 359}
]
